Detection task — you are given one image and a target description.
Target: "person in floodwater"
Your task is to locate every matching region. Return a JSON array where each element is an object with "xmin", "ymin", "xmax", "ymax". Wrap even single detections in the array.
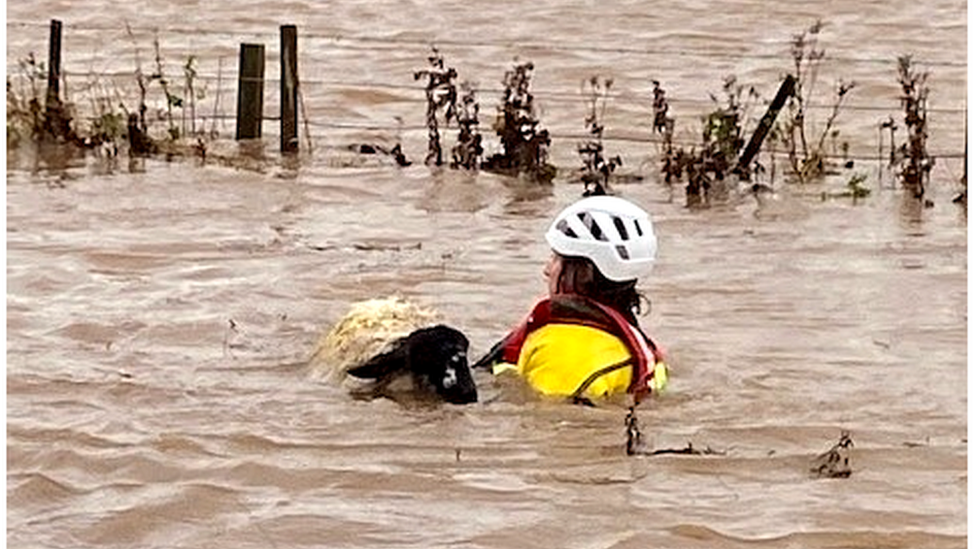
[{"xmin": 476, "ymin": 196, "xmax": 669, "ymax": 405}]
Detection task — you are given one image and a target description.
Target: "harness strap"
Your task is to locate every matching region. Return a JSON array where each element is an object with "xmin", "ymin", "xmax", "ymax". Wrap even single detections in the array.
[
  {"xmin": 481, "ymin": 295, "xmax": 665, "ymax": 399},
  {"xmin": 569, "ymin": 357, "xmax": 633, "ymax": 403}
]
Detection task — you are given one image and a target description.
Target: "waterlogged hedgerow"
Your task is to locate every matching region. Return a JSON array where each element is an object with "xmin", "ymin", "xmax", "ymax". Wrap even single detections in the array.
[
  {"xmin": 776, "ymin": 20, "xmax": 856, "ymax": 183},
  {"xmin": 658, "ymin": 76, "xmax": 758, "ymax": 207},
  {"xmin": 413, "ymin": 47, "xmax": 458, "ymax": 167},
  {"xmin": 451, "ymin": 81, "xmax": 483, "ymax": 170},
  {"xmin": 8, "ymin": 27, "xmax": 221, "ymax": 163},
  {"xmin": 482, "ymin": 60, "xmax": 556, "ymax": 183},
  {"xmin": 577, "ymin": 75, "xmax": 621, "ymax": 196},
  {"xmin": 894, "ymin": 55, "xmax": 932, "ymax": 200}
]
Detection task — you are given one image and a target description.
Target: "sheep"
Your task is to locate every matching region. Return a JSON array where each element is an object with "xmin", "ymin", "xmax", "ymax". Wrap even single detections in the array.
[{"xmin": 309, "ymin": 297, "xmax": 477, "ymax": 404}]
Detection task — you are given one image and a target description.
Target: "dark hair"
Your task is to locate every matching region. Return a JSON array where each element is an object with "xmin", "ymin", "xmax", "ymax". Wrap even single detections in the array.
[{"xmin": 555, "ymin": 254, "xmax": 648, "ymax": 324}]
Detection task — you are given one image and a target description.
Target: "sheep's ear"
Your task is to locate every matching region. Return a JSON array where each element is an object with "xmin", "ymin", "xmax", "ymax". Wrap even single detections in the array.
[{"xmin": 346, "ymin": 339, "xmax": 409, "ymax": 379}]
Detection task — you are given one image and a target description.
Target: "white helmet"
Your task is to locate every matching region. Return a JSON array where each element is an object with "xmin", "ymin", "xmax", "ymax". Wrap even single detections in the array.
[{"xmin": 545, "ymin": 196, "xmax": 658, "ymax": 282}]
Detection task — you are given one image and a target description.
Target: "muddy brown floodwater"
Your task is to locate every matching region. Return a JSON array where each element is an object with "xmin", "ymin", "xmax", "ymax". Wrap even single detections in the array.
[{"xmin": 6, "ymin": 0, "xmax": 967, "ymax": 548}]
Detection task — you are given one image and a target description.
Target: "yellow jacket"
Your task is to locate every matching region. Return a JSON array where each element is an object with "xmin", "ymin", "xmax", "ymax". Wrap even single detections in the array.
[{"xmin": 488, "ymin": 297, "xmax": 668, "ymax": 402}]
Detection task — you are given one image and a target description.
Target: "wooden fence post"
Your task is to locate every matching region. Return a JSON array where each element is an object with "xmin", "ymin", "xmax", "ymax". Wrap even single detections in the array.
[
  {"xmin": 236, "ymin": 43, "xmax": 265, "ymax": 140},
  {"xmin": 46, "ymin": 19, "xmax": 62, "ymax": 109},
  {"xmin": 280, "ymin": 24, "xmax": 299, "ymax": 153},
  {"xmin": 734, "ymin": 74, "xmax": 796, "ymax": 179}
]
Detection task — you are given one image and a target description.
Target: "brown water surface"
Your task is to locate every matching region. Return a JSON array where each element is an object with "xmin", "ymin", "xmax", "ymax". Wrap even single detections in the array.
[{"xmin": 6, "ymin": 1, "xmax": 967, "ymax": 548}]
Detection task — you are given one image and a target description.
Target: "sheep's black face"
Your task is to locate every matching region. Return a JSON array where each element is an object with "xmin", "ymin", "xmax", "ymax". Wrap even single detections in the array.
[{"xmin": 407, "ymin": 325, "xmax": 478, "ymax": 404}]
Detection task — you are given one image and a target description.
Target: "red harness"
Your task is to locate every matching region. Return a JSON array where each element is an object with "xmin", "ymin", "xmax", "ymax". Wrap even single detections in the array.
[{"xmin": 498, "ymin": 295, "xmax": 664, "ymax": 397}]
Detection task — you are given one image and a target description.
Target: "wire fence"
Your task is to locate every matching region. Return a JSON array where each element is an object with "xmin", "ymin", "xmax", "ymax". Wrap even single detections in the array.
[
  {"xmin": 6, "ymin": 19, "xmax": 967, "ymax": 165},
  {"xmin": 8, "ymin": 19, "xmax": 968, "ymax": 68}
]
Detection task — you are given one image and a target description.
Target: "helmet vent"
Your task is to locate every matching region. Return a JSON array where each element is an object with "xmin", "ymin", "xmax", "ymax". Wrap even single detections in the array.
[
  {"xmin": 578, "ymin": 212, "xmax": 607, "ymax": 241},
  {"xmin": 633, "ymin": 219, "xmax": 644, "ymax": 237},
  {"xmin": 556, "ymin": 219, "xmax": 577, "ymax": 238},
  {"xmin": 612, "ymin": 216, "xmax": 629, "ymax": 240},
  {"xmin": 615, "ymin": 245, "xmax": 630, "ymax": 260}
]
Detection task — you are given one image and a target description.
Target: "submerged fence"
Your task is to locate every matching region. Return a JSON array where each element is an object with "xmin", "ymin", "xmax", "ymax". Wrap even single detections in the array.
[{"xmin": 6, "ymin": 18, "xmax": 967, "ymax": 175}]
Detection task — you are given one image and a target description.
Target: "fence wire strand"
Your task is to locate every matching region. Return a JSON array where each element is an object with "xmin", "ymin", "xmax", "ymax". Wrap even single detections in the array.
[
  {"xmin": 8, "ymin": 19, "xmax": 967, "ymax": 68},
  {"xmin": 6, "ymin": 19, "xmax": 966, "ymax": 166}
]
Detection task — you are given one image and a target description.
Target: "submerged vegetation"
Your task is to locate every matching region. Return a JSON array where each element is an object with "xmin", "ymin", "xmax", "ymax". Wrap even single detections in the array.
[
  {"xmin": 894, "ymin": 55, "xmax": 932, "ymax": 200},
  {"xmin": 6, "ymin": 52, "xmax": 84, "ymax": 148},
  {"xmin": 6, "ymin": 19, "xmax": 962, "ymax": 209},
  {"xmin": 810, "ymin": 431, "xmax": 854, "ymax": 479},
  {"xmin": 481, "ymin": 60, "xmax": 556, "ymax": 183},
  {"xmin": 451, "ymin": 81, "xmax": 483, "ymax": 170},
  {"xmin": 411, "ymin": 47, "xmax": 481, "ymax": 171},
  {"xmin": 410, "ymin": 53, "xmax": 555, "ymax": 181},
  {"xmin": 658, "ymin": 76, "xmax": 759, "ymax": 207},
  {"xmin": 776, "ymin": 20, "xmax": 856, "ymax": 183},
  {"xmin": 413, "ymin": 47, "xmax": 458, "ymax": 167},
  {"xmin": 577, "ymin": 76, "xmax": 621, "ymax": 196},
  {"xmin": 7, "ymin": 42, "xmax": 213, "ymax": 163}
]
